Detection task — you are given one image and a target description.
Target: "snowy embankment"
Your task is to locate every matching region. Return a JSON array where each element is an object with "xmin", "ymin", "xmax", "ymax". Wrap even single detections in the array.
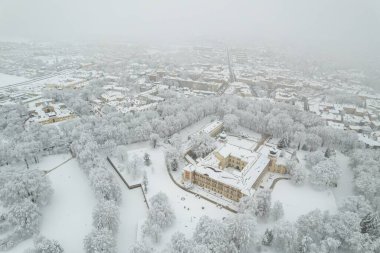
[
  {"xmin": 10, "ymin": 156, "xmax": 96, "ymax": 253},
  {"xmin": 0, "ymin": 73, "xmax": 28, "ymax": 87},
  {"xmin": 272, "ymin": 180, "xmax": 338, "ymax": 222}
]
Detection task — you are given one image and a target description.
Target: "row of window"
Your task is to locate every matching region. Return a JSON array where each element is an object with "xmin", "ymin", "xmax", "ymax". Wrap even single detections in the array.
[{"xmin": 194, "ymin": 173, "xmax": 241, "ymax": 196}]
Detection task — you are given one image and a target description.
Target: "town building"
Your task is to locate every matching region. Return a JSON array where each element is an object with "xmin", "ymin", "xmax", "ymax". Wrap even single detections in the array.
[{"xmin": 27, "ymin": 99, "xmax": 76, "ymax": 125}]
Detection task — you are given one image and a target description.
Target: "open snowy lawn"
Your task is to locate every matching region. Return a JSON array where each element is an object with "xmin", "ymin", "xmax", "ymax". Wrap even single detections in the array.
[
  {"xmin": 0, "ymin": 73, "xmax": 28, "ymax": 87},
  {"xmin": 271, "ymin": 180, "xmax": 337, "ymax": 222},
  {"xmin": 114, "ymin": 143, "xmax": 231, "ymax": 250},
  {"xmin": 10, "ymin": 158, "xmax": 96, "ymax": 253},
  {"xmin": 147, "ymin": 147, "xmax": 231, "ymax": 249},
  {"xmin": 332, "ymin": 151, "xmax": 354, "ymax": 205}
]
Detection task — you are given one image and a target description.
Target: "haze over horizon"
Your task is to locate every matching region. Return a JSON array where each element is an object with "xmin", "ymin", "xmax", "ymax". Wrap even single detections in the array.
[{"xmin": 1, "ymin": 0, "xmax": 380, "ymax": 64}]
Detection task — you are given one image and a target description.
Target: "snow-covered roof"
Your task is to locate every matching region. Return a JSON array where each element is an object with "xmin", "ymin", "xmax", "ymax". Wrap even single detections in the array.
[
  {"xmin": 184, "ymin": 134, "xmax": 270, "ymax": 196},
  {"xmin": 216, "ymin": 143, "xmax": 258, "ymax": 163},
  {"xmin": 185, "ymin": 151, "xmax": 269, "ymax": 196},
  {"xmin": 201, "ymin": 120, "xmax": 223, "ymax": 135}
]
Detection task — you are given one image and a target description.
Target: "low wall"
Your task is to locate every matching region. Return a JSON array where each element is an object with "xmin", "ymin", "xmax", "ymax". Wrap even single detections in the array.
[{"xmin": 107, "ymin": 157, "xmax": 150, "ymax": 209}]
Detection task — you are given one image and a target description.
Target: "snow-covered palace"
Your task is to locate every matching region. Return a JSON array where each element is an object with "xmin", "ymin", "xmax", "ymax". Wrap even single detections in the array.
[{"xmin": 182, "ymin": 121, "xmax": 288, "ymax": 202}]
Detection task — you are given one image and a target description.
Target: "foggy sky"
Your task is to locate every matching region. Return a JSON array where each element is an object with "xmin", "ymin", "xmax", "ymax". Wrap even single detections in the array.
[{"xmin": 1, "ymin": 0, "xmax": 380, "ymax": 61}]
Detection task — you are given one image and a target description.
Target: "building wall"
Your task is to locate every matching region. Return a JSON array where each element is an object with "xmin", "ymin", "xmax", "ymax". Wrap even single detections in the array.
[
  {"xmin": 214, "ymin": 151, "xmax": 247, "ymax": 171},
  {"xmin": 268, "ymin": 156, "xmax": 287, "ymax": 174},
  {"xmin": 39, "ymin": 114, "xmax": 76, "ymax": 125},
  {"xmin": 192, "ymin": 172, "xmax": 243, "ymax": 202},
  {"xmin": 253, "ymin": 165, "xmax": 269, "ymax": 189}
]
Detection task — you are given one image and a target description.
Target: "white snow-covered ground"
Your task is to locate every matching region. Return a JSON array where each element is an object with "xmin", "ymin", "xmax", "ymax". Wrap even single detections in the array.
[
  {"xmin": 332, "ymin": 151, "xmax": 354, "ymax": 205},
  {"xmin": 271, "ymin": 180, "xmax": 338, "ymax": 222},
  {"xmin": 0, "ymin": 73, "xmax": 29, "ymax": 87},
  {"xmin": 9, "ymin": 156, "xmax": 96, "ymax": 253},
  {"xmin": 113, "ymin": 143, "xmax": 231, "ymax": 250}
]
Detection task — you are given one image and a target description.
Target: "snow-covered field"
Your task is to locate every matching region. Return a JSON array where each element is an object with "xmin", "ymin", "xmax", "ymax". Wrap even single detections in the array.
[
  {"xmin": 272, "ymin": 180, "xmax": 338, "ymax": 222},
  {"xmin": 332, "ymin": 151, "xmax": 354, "ymax": 205},
  {"xmin": 0, "ymin": 73, "xmax": 28, "ymax": 87},
  {"xmin": 9, "ymin": 156, "xmax": 96, "ymax": 253}
]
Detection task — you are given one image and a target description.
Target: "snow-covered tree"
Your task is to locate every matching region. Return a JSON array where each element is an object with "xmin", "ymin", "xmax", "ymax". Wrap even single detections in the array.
[
  {"xmin": 129, "ymin": 242, "xmax": 151, "ymax": 253},
  {"xmin": 271, "ymin": 201, "xmax": 284, "ymax": 221},
  {"xmin": 320, "ymin": 237, "xmax": 340, "ymax": 253},
  {"xmin": 293, "ymin": 131, "xmax": 306, "ymax": 150},
  {"xmin": 309, "ymin": 159, "xmax": 341, "ymax": 189},
  {"xmin": 328, "ymin": 211, "xmax": 362, "ymax": 251},
  {"xmin": 324, "ymin": 148, "xmax": 335, "ymax": 158},
  {"xmin": 190, "ymin": 133, "xmax": 216, "ymax": 158},
  {"xmin": 127, "ymin": 154, "xmax": 141, "ymax": 179},
  {"xmin": 115, "ymin": 146, "xmax": 128, "ymax": 162},
  {"xmin": 298, "ymin": 236, "xmax": 314, "ymax": 253},
  {"xmin": 193, "ymin": 216, "xmax": 231, "ymax": 253},
  {"xmin": 223, "ymin": 114, "xmax": 239, "ymax": 133},
  {"xmin": 290, "ymin": 165, "xmax": 307, "ymax": 185},
  {"xmin": 101, "ymin": 139, "xmax": 115, "ymax": 154},
  {"xmin": 305, "ymin": 151, "xmax": 325, "ymax": 169},
  {"xmin": 305, "ymin": 133, "xmax": 322, "ymax": 151},
  {"xmin": 168, "ymin": 232, "xmax": 199, "ymax": 253},
  {"xmin": 237, "ymin": 195, "xmax": 256, "ymax": 214},
  {"xmin": 144, "ymin": 153, "xmax": 151, "ymax": 166},
  {"xmin": 339, "ymin": 196, "xmax": 373, "ymax": 218},
  {"xmin": 166, "ymin": 146, "xmax": 180, "ymax": 171},
  {"xmin": 142, "ymin": 171, "xmax": 148, "ymax": 193},
  {"xmin": 89, "ymin": 168, "xmax": 122, "ymax": 203},
  {"xmin": 170, "ymin": 133, "xmax": 182, "ymax": 151},
  {"xmin": 296, "ymin": 209, "xmax": 327, "ymax": 243},
  {"xmin": 84, "ymin": 228, "xmax": 116, "ymax": 253},
  {"xmin": 226, "ymin": 213, "xmax": 256, "ymax": 251},
  {"xmin": 262, "ymin": 229, "xmax": 273, "ymax": 246},
  {"xmin": 360, "ymin": 212, "xmax": 380, "ymax": 238},
  {"xmin": 147, "ymin": 223, "xmax": 162, "ymax": 243},
  {"xmin": 143, "ymin": 192, "xmax": 175, "ymax": 242},
  {"xmin": 254, "ymin": 189, "xmax": 272, "ymax": 218},
  {"xmin": 150, "ymin": 133, "xmax": 160, "ymax": 148},
  {"xmin": 8, "ymin": 200, "xmax": 41, "ymax": 237},
  {"xmin": 27, "ymin": 236, "xmax": 63, "ymax": 253},
  {"xmin": 93, "ymin": 200, "xmax": 120, "ymax": 234},
  {"xmin": 147, "ymin": 192, "xmax": 175, "ymax": 229},
  {"xmin": 271, "ymin": 221, "xmax": 298, "ymax": 253},
  {"xmin": 0, "ymin": 169, "xmax": 53, "ymax": 207}
]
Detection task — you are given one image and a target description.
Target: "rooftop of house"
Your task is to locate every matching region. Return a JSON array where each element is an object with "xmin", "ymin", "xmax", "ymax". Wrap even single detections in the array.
[{"xmin": 27, "ymin": 99, "xmax": 74, "ymax": 124}]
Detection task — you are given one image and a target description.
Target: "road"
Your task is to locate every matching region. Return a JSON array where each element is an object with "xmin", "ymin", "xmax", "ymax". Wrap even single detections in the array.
[{"xmin": 217, "ymin": 48, "xmax": 236, "ymax": 96}]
